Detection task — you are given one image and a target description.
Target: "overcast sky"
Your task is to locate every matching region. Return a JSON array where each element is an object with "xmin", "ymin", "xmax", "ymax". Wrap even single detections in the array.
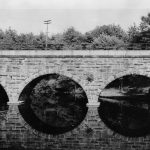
[{"xmin": 0, "ymin": 0, "xmax": 150, "ymax": 35}]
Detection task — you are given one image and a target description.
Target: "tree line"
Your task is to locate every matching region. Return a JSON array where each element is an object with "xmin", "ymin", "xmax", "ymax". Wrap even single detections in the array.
[{"xmin": 1, "ymin": 13, "xmax": 150, "ymax": 50}]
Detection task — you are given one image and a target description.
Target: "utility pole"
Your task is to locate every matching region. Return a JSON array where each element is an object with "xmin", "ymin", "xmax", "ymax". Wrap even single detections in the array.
[{"xmin": 44, "ymin": 20, "xmax": 51, "ymax": 50}]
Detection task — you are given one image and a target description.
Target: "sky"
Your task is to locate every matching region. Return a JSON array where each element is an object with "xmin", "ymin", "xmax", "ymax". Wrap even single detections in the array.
[{"xmin": 0, "ymin": 0, "xmax": 150, "ymax": 35}]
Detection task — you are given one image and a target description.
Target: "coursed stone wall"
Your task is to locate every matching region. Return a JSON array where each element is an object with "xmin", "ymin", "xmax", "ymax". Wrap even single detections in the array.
[{"xmin": 0, "ymin": 50, "xmax": 150, "ymax": 150}]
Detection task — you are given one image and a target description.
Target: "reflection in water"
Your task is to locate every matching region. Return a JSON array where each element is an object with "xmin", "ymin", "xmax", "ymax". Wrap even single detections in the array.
[
  {"xmin": 99, "ymin": 74, "xmax": 150, "ymax": 137},
  {"xmin": 4, "ymin": 145, "xmax": 25, "ymax": 150},
  {"xmin": 18, "ymin": 74, "xmax": 88, "ymax": 134},
  {"xmin": 0, "ymin": 104, "xmax": 8, "ymax": 121}
]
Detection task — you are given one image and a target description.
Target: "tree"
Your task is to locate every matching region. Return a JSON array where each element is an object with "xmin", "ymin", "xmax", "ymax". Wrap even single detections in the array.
[
  {"xmin": 140, "ymin": 13, "xmax": 150, "ymax": 32},
  {"xmin": 18, "ymin": 33, "xmax": 38, "ymax": 50},
  {"xmin": 34, "ymin": 32, "xmax": 46, "ymax": 50},
  {"xmin": 89, "ymin": 24, "xmax": 128, "ymax": 42},
  {"xmin": 128, "ymin": 13, "xmax": 150, "ymax": 50},
  {"xmin": 127, "ymin": 24, "xmax": 141, "ymax": 49},
  {"xmin": 128, "ymin": 24, "xmax": 140, "ymax": 41},
  {"xmin": 0, "ymin": 28, "xmax": 19, "ymax": 50},
  {"xmin": 49, "ymin": 33, "xmax": 64, "ymax": 50},
  {"xmin": 62, "ymin": 27, "xmax": 85, "ymax": 50},
  {"xmin": 92, "ymin": 34, "xmax": 126, "ymax": 50},
  {"xmin": 0, "ymin": 29, "xmax": 5, "ymax": 40}
]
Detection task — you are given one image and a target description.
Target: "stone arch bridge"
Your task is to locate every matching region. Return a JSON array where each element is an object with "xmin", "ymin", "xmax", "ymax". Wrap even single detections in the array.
[{"xmin": 0, "ymin": 50, "xmax": 150, "ymax": 150}]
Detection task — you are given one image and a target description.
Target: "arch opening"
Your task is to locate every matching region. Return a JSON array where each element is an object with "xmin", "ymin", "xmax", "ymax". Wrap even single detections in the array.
[
  {"xmin": 18, "ymin": 73, "xmax": 88, "ymax": 135},
  {"xmin": 0, "ymin": 84, "xmax": 9, "ymax": 111},
  {"xmin": 0, "ymin": 84, "xmax": 9, "ymax": 123},
  {"xmin": 98, "ymin": 74, "xmax": 150, "ymax": 137}
]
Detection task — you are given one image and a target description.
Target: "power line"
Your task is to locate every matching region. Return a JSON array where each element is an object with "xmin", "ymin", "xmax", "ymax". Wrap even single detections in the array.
[{"xmin": 44, "ymin": 20, "xmax": 51, "ymax": 50}]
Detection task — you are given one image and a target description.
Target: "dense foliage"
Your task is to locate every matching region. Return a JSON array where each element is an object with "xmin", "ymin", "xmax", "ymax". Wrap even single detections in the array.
[
  {"xmin": 1, "ymin": 12, "xmax": 150, "ymax": 50},
  {"xmin": 0, "ymin": 25, "xmax": 128, "ymax": 50},
  {"xmin": 128, "ymin": 13, "xmax": 150, "ymax": 50}
]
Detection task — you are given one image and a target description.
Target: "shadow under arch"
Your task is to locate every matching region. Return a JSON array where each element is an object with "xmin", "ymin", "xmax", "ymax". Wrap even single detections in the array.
[
  {"xmin": 18, "ymin": 73, "xmax": 88, "ymax": 135},
  {"xmin": 0, "ymin": 84, "xmax": 9, "ymax": 111},
  {"xmin": 98, "ymin": 70, "xmax": 149, "ymax": 95},
  {"xmin": 17, "ymin": 70, "xmax": 87, "ymax": 102},
  {"xmin": 98, "ymin": 73, "xmax": 150, "ymax": 137}
]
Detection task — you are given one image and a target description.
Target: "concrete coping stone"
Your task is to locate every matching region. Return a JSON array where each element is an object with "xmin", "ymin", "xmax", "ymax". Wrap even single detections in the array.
[{"xmin": 0, "ymin": 50, "xmax": 150, "ymax": 58}]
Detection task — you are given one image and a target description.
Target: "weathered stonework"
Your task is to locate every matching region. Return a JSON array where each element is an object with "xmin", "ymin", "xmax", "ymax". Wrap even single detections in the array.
[{"xmin": 0, "ymin": 50, "xmax": 150, "ymax": 149}]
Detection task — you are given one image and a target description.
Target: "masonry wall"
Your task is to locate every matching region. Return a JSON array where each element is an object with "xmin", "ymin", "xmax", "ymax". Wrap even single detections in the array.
[{"xmin": 0, "ymin": 50, "xmax": 150, "ymax": 150}]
